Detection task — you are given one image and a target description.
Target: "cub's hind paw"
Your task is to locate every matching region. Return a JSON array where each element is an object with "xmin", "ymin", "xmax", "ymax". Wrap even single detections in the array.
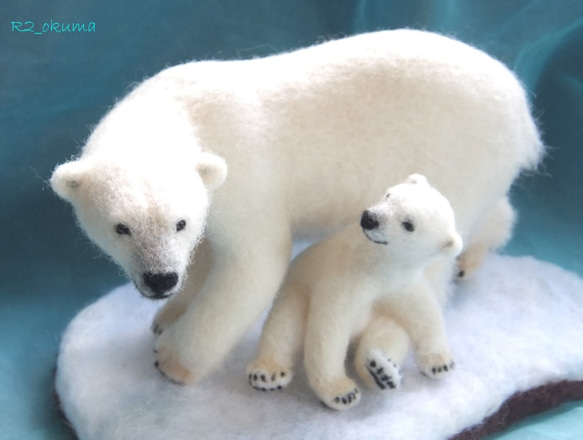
[
  {"xmin": 426, "ymin": 361, "xmax": 455, "ymax": 378},
  {"xmin": 365, "ymin": 349, "xmax": 402, "ymax": 390},
  {"xmin": 323, "ymin": 387, "xmax": 361, "ymax": 411},
  {"xmin": 417, "ymin": 352, "xmax": 455, "ymax": 380},
  {"xmin": 247, "ymin": 364, "xmax": 293, "ymax": 391},
  {"xmin": 315, "ymin": 376, "xmax": 361, "ymax": 410}
]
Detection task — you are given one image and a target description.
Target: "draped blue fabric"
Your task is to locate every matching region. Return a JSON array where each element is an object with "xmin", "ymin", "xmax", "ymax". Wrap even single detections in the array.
[{"xmin": 1, "ymin": 1, "xmax": 582, "ymax": 438}]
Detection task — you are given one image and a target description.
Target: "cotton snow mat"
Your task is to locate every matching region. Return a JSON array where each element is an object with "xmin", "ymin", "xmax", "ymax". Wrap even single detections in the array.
[{"xmin": 55, "ymin": 254, "xmax": 583, "ymax": 440}]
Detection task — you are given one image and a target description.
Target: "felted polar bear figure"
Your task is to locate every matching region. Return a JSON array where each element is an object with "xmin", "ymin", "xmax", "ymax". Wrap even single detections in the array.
[
  {"xmin": 50, "ymin": 29, "xmax": 543, "ymax": 385},
  {"xmin": 248, "ymin": 175, "xmax": 462, "ymax": 410}
]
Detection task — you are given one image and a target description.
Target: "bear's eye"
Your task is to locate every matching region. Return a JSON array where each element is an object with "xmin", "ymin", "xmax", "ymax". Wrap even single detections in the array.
[
  {"xmin": 176, "ymin": 220, "xmax": 187, "ymax": 232},
  {"xmin": 385, "ymin": 193, "xmax": 391, "ymax": 199},
  {"xmin": 116, "ymin": 223, "xmax": 131, "ymax": 236},
  {"xmin": 402, "ymin": 220, "xmax": 415, "ymax": 232}
]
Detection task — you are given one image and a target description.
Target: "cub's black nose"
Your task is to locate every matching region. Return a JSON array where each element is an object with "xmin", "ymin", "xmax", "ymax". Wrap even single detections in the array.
[
  {"xmin": 360, "ymin": 210, "xmax": 379, "ymax": 230},
  {"xmin": 143, "ymin": 272, "xmax": 179, "ymax": 296}
]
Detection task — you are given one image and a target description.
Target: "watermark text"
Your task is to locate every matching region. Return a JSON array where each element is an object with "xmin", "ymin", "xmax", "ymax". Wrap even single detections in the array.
[{"xmin": 11, "ymin": 20, "xmax": 96, "ymax": 35}]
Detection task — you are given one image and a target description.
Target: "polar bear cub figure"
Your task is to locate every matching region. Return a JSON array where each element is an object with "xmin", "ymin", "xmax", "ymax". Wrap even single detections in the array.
[{"xmin": 248, "ymin": 175, "xmax": 462, "ymax": 410}]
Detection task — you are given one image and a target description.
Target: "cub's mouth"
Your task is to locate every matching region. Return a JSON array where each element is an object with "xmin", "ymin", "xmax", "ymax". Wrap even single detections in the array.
[{"xmin": 362, "ymin": 228, "xmax": 388, "ymax": 245}]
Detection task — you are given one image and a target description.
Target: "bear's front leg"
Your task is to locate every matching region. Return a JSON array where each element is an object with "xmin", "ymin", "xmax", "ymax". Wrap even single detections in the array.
[
  {"xmin": 388, "ymin": 283, "xmax": 455, "ymax": 380},
  {"xmin": 152, "ymin": 239, "xmax": 214, "ymax": 335},
  {"xmin": 155, "ymin": 324, "xmax": 196, "ymax": 383},
  {"xmin": 304, "ymin": 293, "xmax": 362, "ymax": 410},
  {"xmin": 155, "ymin": 234, "xmax": 292, "ymax": 384}
]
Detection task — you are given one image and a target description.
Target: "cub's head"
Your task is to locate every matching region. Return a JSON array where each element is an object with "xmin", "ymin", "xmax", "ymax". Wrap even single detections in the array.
[
  {"xmin": 51, "ymin": 152, "xmax": 227, "ymax": 299},
  {"xmin": 360, "ymin": 174, "xmax": 462, "ymax": 262}
]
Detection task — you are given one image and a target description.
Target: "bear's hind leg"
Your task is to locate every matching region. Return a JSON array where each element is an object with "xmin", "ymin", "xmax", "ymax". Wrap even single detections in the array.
[
  {"xmin": 247, "ymin": 285, "xmax": 308, "ymax": 391},
  {"xmin": 457, "ymin": 196, "xmax": 515, "ymax": 279},
  {"xmin": 355, "ymin": 313, "xmax": 409, "ymax": 391}
]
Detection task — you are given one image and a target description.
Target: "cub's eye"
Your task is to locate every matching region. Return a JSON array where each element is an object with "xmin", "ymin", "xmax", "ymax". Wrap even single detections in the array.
[
  {"xmin": 385, "ymin": 193, "xmax": 391, "ymax": 199},
  {"xmin": 116, "ymin": 223, "xmax": 131, "ymax": 236},
  {"xmin": 176, "ymin": 220, "xmax": 187, "ymax": 232},
  {"xmin": 402, "ymin": 220, "xmax": 415, "ymax": 232}
]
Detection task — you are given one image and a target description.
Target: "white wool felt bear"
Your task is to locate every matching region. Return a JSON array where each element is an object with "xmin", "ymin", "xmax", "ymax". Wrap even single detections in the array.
[
  {"xmin": 51, "ymin": 29, "xmax": 542, "ymax": 385},
  {"xmin": 247, "ymin": 175, "xmax": 462, "ymax": 410}
]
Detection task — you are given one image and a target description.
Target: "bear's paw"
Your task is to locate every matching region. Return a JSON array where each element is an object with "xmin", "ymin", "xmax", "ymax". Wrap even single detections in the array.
[
  {"xmin": 246, "ymin": 363, "xmax": 293, "ymax": 392},
  {"xmin": 457, "ymin": 245, "xmax": 489, "ymax": 280},
  {"xmin": 365, "ymin": 349, "xmax": 403, "ymax": 390},
  {"xmin": 151, "ymin": 302, "xmax": 187, "ymax": 335},
  {"xmin": 154, "ymin": 328, "xmax": 196, "ymax": 385},
  {"xmin": 315, "ymin": 377, "xmax": 361, "ymax": 411},
  {"xmin": 416, "ymin": 352, "xmax": 455, "ymax": 380}
]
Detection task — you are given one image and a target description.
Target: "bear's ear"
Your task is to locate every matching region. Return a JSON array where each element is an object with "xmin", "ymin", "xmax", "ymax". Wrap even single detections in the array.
[
  {"xmin": 50, "ymin": 160, "xmax": 88, "ymax": 202},
  {"xmin": 406, "ymin": 174, "xmax": 429, "ymax": 186},
  {"xmin": 441, "ymin": 231, "xmax": 463, "ymax": 257},
  {"xmin": 196, "ymin": 152, "xmax": 227, "ymax": 190}
]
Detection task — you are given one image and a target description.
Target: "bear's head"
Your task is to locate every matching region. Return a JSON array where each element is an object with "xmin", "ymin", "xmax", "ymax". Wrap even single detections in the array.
[
  {"xmin": 360, "ymin": 174, "xmax": 462, "ymax": 263},
  {"xmin": 51, "ymin": 152, "xmax": 227, "ymax": 299}
]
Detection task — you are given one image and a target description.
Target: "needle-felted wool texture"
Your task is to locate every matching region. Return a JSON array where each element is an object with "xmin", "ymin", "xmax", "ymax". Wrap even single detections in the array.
[
  {"xmin": 55, "ymin": 254, "xmax": 583, "ymax": 440},
  {"xmin": 50, "ymin": 29, "xmax": 543, "ymax": 388},
  {"xmin": 4, "ymin": 2, "xmax": 583, "ymax": 439}
]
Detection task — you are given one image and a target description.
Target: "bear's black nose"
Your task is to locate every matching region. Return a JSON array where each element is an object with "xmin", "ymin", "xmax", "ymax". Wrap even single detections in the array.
[
  {"xmin": 143, "ymin": 272, "xmax": 179, "ymax": 296},
  {"xmin": 360, "ymin": 210, "xmax": 379, "ymax": 230}
]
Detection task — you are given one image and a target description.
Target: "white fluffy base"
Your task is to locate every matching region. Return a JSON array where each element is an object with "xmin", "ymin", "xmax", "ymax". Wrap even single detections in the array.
[{"xmin": 56, "ymin": 255, "xmax": 583, "ymax": 440}]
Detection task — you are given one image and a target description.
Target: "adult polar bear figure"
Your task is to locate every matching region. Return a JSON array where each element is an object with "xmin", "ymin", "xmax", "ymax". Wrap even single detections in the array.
[{"xmin": 51, "ymin": 29, "xmax": 543, "ymax": 384}]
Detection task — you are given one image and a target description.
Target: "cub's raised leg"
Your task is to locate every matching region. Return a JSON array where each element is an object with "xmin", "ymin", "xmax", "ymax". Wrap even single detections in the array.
[{"xmin": 355, "ymin": 311, "xmax": 409, "ymax": 391}]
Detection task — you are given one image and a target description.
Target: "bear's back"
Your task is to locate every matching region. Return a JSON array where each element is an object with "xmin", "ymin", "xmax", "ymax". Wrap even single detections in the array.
[{"xmin": 89, "ymin": 30, "xmax": 543, "ymax": 242}]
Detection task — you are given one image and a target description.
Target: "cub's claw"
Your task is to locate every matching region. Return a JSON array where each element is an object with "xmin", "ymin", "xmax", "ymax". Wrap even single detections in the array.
[
  {"xmin": 324, "ymin": 387, "xmax": 361, "ymax": 410},
  {"xmin": 365, "ymin": 349, "xmax": 403, "ymax": 390},
  {"xmin": 417, "ymin": 352, "xmax": 455, "ymax": 379},
  {"xmin": 246, "ymin": 361, "xmax": 293, "ymax": 391}
]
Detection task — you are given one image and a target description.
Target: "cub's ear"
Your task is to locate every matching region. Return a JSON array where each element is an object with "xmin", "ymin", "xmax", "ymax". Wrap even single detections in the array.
[
  {"xmin": 442, "ymin": 231, "xmax": 463, "ymax": 258},
  {"xmin": 50, "ymin": 160, "xmax": 89, "ymax": 202},
  {"xmin": 196, "ymin": 152, "xmax": 227, "ymax": 190},
  {"xmin": 405, "ymin": 174, "xmax": 429, "ymax": 186}
]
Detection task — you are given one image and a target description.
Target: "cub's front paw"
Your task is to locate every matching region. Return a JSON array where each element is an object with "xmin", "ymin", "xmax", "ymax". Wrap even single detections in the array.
[
  {"xmin": 416, "ymin": 352, "xmax": 455, "ymax": 380},
  {"xmin": 246, "ymin": 361, "xmax": 293, "ymax": 391},
  {"xmin": 315, "ymin": 377, "xmax": 361, "ymax": 411},
  {"xmin": 365, "ymin": 349, "xmax": 402, "ymax": 390},
  {"xmin": 154, "ymin": 328, "xmax": 196, "ymax": 385}
]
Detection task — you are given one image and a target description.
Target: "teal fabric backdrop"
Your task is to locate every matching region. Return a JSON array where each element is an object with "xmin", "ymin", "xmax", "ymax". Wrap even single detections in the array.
[{"xmin": 1, "ymin": 1, "xmax": 582, "ymax": 438}]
